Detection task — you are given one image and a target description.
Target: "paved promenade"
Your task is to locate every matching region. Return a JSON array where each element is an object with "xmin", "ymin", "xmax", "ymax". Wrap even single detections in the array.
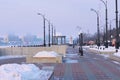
[{"xmin": 53, "ymin": 46, "xmax": 120, "ymax": 80}]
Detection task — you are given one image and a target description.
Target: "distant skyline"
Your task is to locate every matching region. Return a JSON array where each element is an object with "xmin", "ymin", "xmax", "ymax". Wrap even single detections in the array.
[{"xmin": 0, "ymin": 0, "xmax": 119, "ymax": 38}]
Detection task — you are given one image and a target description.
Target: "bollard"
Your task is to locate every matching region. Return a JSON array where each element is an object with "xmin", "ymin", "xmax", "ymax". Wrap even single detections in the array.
[
  {"xmin": 73, "ymin": 44, "xmax": 75, "ymax": 48},
  {"xmin": 103, "ymin": 48, "xmax": 105, "ymax": 50},
  {"xmin": 116, "ymin": 49, "xmax": 118, "ymax": 53},
  {"xmin": 81, "ymin": 50, "xmax": 83, "ymax": 56},
  {"xmin": 79, "ymin": 47, "xmax": 83, "ymax": 56}
]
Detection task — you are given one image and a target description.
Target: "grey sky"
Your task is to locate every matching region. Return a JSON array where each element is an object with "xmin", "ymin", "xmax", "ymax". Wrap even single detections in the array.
[{"xmin": 0, "ymin": 0, "xmax": 119, "ymax": 38}]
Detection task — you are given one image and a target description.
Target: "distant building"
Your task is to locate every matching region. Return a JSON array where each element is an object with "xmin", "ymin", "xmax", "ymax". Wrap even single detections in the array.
[
  {"xmin": 0, "ymin": 37, "xmax": 4, "ymax": 41},
  {"xmin": 4, "ymin": 35, "xmax": 9, "ymax": 43},
  {"xmin": 23, "ymin": 34, "xmax": 42, "ymax": 45},
  {"xmin": 69, "ymin": 36, "xmax": 73, "ymax": 45},
  {"xmin": 8, "ymin": 34, "xmax": 20, "ymax": 42}
]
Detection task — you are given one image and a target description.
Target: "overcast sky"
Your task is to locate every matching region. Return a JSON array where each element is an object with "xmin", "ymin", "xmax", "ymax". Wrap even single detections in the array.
[{"xmin": 0, "ymin": 0, "xmax": 119, "ymax": 38}]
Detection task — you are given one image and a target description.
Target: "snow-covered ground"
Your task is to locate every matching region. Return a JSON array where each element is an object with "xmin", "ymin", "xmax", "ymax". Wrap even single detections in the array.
[
  {"xmin": 0, "ymin": 46, "xmax": 10, "ymax": 48},
  {"xmin": 114, "ymin": 52, "xmax": 120, "ymax": 57},
  {"xmin": 83, "ymin": 45, "xmax": 120, "ymax": 58},
  {"xmin": 0, "ymin": 64, "xmax": 53, "ymax": 80},
  {"xmin": 89, "ymin": 46, "xmax": 116, "ymax": 52}
]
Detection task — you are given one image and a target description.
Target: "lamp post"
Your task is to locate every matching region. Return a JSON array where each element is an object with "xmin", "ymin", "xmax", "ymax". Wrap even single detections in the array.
[
  {"xmin": 54, "ymin": 27, "xmax": 56, "ymax": 45},
  {"xmin": 100, "ymin": 0, "xmax": 108, "ymax": 48},
  {"xmin": 45, "ymin": 19, "xmax": 51, "ymax": 47},
  {"xmin": 109, "ymin": 19, "xmax": 115, "ymax": 45},
  {"xmin": 119, "ymin": 14, "xmax": 120, "ymax": 31},
  {"xmin": 119, "ymin": 14, "xmax": 120, "ymax": 34},
  {"xmin": 115, "ymin": 0, "xmax": 119, "ymax": 49},
  {"xmin": 100, "ymin": 26, "xmax": 104, "ymax": 45},
  {"xmin": 91, "ymin": 8, "xmax": 100, "ymax": 48},
  {"xmin": 38, "ymin": 13, "xmax": 46, "ymax": 47},
  {"xmin": 102, "ymin": 27, "xmax": 106, "ymax": 45},
  {"xmin": 51, "ymin": 24, "xmax": 54, "ymax": 45},
  {"xmin": 101, "ymin": 25, "xmax": 106, "ymax": 45},
  {"xmin": 48, "ymin": 20, "xmax": 51, "ymax": 47}
]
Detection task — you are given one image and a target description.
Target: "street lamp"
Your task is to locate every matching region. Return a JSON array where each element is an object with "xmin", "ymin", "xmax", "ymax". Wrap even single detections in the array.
[
  {"xmin": 119, "ymin": 14, "xmax": 120, "ymax": 31},
  {"xmin": 54, "ymin": 27, "xmax": 56, "ymax": 45},
  {"xmin": 100, "ymin": 25, "xmax": 104, "ymax": 45},
  {"xmin": 46, "ymin": 20, "xmax": 51, "ymax": 47},
  {"xmin": 37, "ymin": 13, "xmax": 46, "ymax": 47},
  {"xmin": 51, "ymin": 24, "xmax": 54, "ymax": 45},
  {"xmin": 103, "ymin": 26, "xmax": 106, "ymax": 45},
  {"xmin": 45, "ymin": 19, "xmax": 51, "ymax": 47},
  {"xmin": 91, "ymin": 8, "xmax": 100, "ymax": 48},
  {"xmin": 109, "ymin": 19, "xmax": 115, "ymax": 45},
  {"xmin": 115, "ymin": 0, "xmax": 119, "ymax": 49},
  {"xmin": 100, "ymin": 0, "xmax": 108, "ymax": 48}
]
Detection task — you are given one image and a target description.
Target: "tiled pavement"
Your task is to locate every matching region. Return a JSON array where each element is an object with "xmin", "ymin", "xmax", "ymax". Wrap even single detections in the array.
[{"xmin": 53, "ymin": 46, "xmax": 120, "ymax": 80}]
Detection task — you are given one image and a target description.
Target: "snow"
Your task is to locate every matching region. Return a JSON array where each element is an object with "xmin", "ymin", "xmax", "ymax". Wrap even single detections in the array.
[
  {"xmin": 83, "ymin": 46, "xmax": 90, "ymax": 48},
  {"xmin": 38, "ymin": 70, "xmax": 53, "ymax": 80},
  {"xmin": 0, "ymin": 46, "xmax": 10, "ymax": 48},
  {"xmin": 0, "ymin": 56, "xmax": 25, "ymax": 60},
  {"xmin": 114, "ymin": 52, "xmax": 120, "ymax": 57},
  {"xmin": 33, "ymin": 51, "xmax": 58, "ymax": 57},
  {"xmin": 85, "ymin": 45, "xmax": 118, "ymax": 54},
  {"xmin": 90, "ymin": 46, "xmax": 116, "ymax": 52},
  {"xmin": 84, "ymin": 45, "xmax": 120, "ymax": 58},
  {"xmin": 0, "ymin": 64, "xmax": 53, "ymax": 80}
]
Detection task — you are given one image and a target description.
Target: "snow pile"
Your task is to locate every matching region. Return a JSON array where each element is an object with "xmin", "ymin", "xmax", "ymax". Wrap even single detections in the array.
[
  {"xmin": 33, "ymin": 51, "xmax": 58, "ymax": 58},
  {"xmin": 0, "ymin": 46, "xmax": 9, "ymax": 48},
  {"xmin": 0, "ymin": 64, "xmax": 53, "ymax": 80},
  {"xmin": 83, "ymin": 46, "xmax": 90, "ymax": 48},
  {"xmin": 39, "ymin": 70, "xmax": 53, "ymax": 80},
  {"xmin": 114, "ymin": 52, "xmax": 120, "ymax": 57},
  {"xmin": 89, "ymin": 46, "xmax": 116, "ymax": 52},
  {"xmin": 99, "ymin": 47, "xmax": 116, "ymax": 52},
  {"xmin": 0, "ymin": 64, "xmax": 41, "ymax": 80}
]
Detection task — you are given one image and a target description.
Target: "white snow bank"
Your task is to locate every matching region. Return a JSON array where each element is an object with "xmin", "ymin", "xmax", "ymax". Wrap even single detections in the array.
[
  {"xmin": 38, "ymin": 70, "xmax": 53, "ymax": 80},
  {"xmin": 114, "ymin": 52, "xmax": 120, "ymax": 57},
  {"xmin": 0, "ymin": 56, "xmax": 25, "ymax": 60},
  {"xmin": 89, "ymin": 46, "xmax": 116, "ymax": 52},
  {"xmin": 0, "ymin": 64, "xmax": 53, "ymax": 80},
  {"xmin": 83, "ymin": 46, "xmax": 90, "ymax": 48},
  {"xmin": 0, "ymin": 46, "xmax": 10, "ymax": 48},
  {"xmin": 33, "ymin": 51, "xmax": 58, "ymax": 57}
]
